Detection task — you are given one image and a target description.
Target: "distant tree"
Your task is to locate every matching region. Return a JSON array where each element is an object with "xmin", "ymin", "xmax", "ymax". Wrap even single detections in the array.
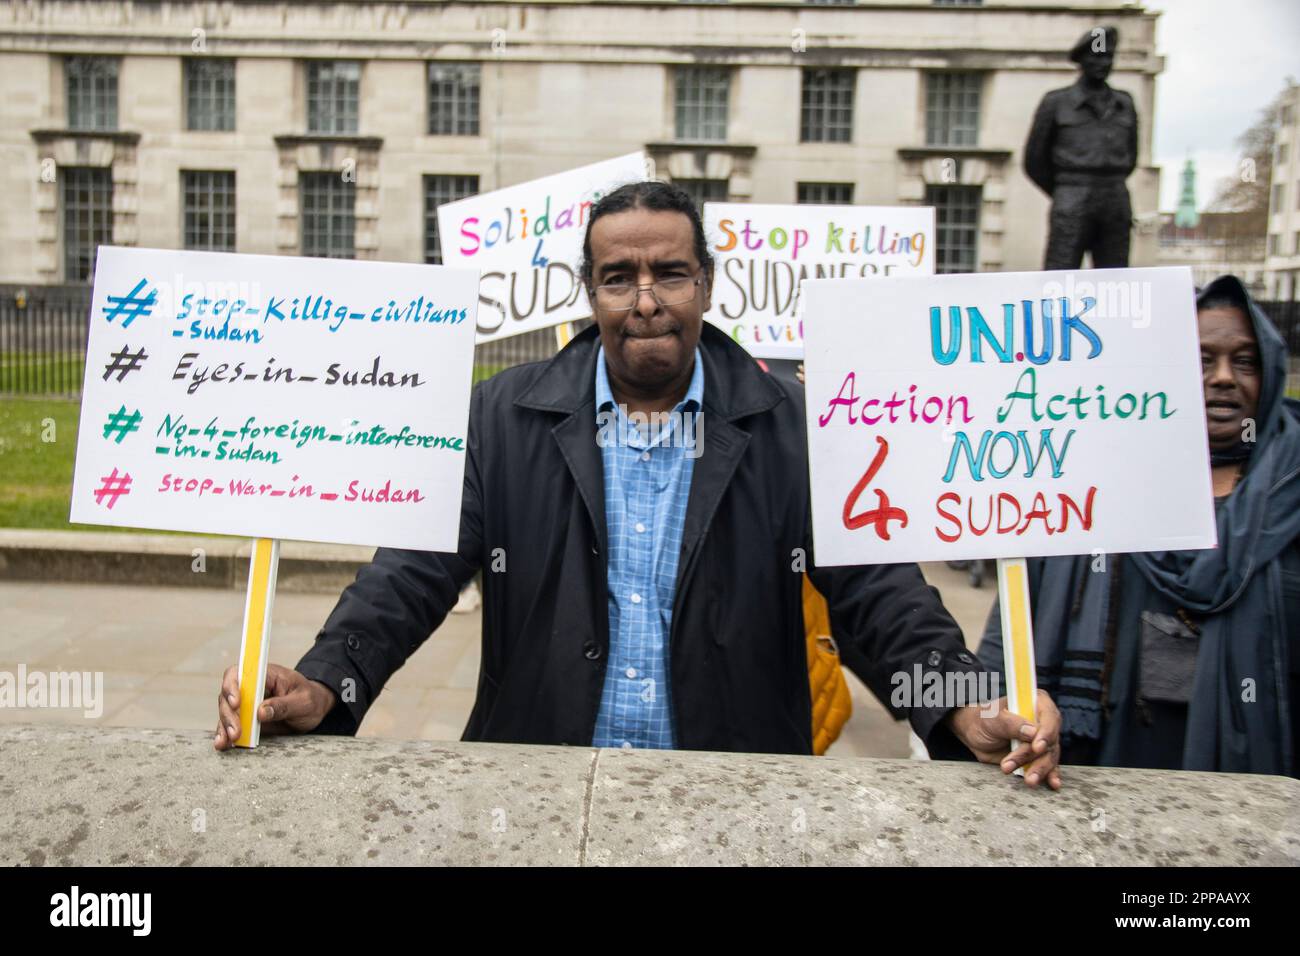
[{"xmin": 1206, "ymin": 85, "xmax": 1291, "ymax": 240}]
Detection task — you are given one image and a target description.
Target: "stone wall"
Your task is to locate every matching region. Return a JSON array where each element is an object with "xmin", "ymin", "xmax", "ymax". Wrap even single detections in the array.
[{"xmin": 2, "ymin": 723, "xmax": 1295, "ymax": 866}]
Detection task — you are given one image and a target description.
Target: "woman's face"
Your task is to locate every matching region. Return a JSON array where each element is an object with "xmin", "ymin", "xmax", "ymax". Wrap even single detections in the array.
[{"xmin": 1198, "ymin": 303, "xmax": 1261, "ymax": 450}]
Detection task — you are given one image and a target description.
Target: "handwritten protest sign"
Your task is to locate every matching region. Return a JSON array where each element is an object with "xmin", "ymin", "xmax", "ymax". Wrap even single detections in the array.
[
  {"xmin": 70, "ymin": 246, "xmax": 480, "ymax": 552},
  {"xmin": 703, "ymin": 202, "xmax": 935, "ymax": 359},
  {"xmin": 803, "ymin": 267, "xmax": 1216, "ymax": 567},
  {"xmin": 437, "ymin": 152, "xmax": 648, "ymax": 343}
]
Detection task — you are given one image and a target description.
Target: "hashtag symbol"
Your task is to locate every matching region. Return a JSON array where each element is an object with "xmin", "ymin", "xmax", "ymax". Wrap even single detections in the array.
[
  {"xmin": 93, "ymin": 467, "xmax": 132, "ymax": 509},
  {"xmin": 102, "ymin": 405, "xmax": 142, "ymax": 443},
  {"xmin": 102, "ymin": 344, "xmax": 149, "ymax": 382},
  {"xmin": 102, "ymin": 278, "xmax": 157, "ymax": 329}
]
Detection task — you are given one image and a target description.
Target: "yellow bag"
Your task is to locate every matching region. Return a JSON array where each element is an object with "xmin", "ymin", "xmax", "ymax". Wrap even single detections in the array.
[{"xmin": 803, "ymin": 574, "xmax": 852, "ymax": 755}]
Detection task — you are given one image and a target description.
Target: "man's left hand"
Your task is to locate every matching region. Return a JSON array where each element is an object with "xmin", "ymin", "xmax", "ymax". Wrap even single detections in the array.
[{"xmin": 946, "ymin": 690, "xmax": 1062, "ymax": 790}]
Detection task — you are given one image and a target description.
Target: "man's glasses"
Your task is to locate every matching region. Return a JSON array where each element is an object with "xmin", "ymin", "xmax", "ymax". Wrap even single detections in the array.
[{"xmin": 591, "ymin": 274, "xmax": 704, "ymax": 313}]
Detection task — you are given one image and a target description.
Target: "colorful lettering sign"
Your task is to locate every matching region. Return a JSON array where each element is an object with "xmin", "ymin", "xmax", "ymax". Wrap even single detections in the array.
[
  {"xmin": 804, "ymin": 267, "xmax": 1217, "ymax": 565},
  {"xmin": 70, "ymin": 246, "xmax": 480, "ymax": 551},
  {"xmin": 436, "ymin": 153, "xmax": 648, "ymax": 343},
  {"xmin": 703, "ymin": 202, "xmax": 935, "ymax": 359}
]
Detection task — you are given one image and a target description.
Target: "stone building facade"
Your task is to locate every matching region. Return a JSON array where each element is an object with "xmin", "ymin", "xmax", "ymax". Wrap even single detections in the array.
[{"xmin": 0, "ymin": 0, "xmax": 1164, "ymax": 287}]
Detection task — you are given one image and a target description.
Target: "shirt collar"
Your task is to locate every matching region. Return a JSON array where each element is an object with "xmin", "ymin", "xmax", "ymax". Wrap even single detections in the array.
[
  {"xmin": 1067, "ymin": 78, "xmax": 1115, "ymax": 114},
  {"xmin": 595, "ymin": 343, "xmax": 705, "ymax": 418}
]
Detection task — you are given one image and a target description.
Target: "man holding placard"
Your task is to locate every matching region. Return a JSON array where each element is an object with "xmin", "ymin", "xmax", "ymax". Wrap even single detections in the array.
[{"xmin": 215, "ymin": 181, "xmax": 1063, "ymax": 789}]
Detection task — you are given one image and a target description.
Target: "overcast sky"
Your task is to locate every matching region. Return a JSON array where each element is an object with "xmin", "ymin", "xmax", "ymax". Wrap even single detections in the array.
[{"xmin": 1147, "ymin": 0, "xmax": 1299, "ymax": 210}]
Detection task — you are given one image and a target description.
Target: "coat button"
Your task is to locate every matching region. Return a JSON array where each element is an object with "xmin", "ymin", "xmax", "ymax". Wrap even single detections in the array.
[
  {"xmin": 347, "ymin": 634, "xmax": 361, "ymax": 651},
  {"xmin": 591, "ymin": 543, "xmax": 599, "ymax": 556},
  {"xmin": 926, "ymin": 650, "xmax": 942, "ymax": 668},
  {"xmin": 583, "ymin": 641, "xmax": 602, "ymax": 661},
  {"xmin": 958, "ymin": 651, "xmax": 975, "ymax": 665}
]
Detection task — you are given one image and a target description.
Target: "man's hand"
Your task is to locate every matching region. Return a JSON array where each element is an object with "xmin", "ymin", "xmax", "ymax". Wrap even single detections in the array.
[
  {"xmin": 946, "ymin": 689, "xmax": 1062, "ymax": 790},
  {"xmin": 213, "ymin": 663, "xmax": 337, "ymax": 751}
]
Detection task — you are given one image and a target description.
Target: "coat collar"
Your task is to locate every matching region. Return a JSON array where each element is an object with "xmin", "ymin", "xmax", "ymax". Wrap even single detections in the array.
[
  {"xmin": 514, "ymin": 319, "xmax": 787, "ymax": 579},
  {"xmin": 594, "ymin": 342, "xmax": 705, "ymax": 420},
  {"xmin": 514, "ymin": 320, "xmax": 785, "ymax": 423}
]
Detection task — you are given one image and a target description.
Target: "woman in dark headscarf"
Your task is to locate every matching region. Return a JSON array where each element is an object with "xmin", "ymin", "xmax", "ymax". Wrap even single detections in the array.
[{"xmin": 977, "ymin": 275, "xmax": 1300, "ymax": 776}]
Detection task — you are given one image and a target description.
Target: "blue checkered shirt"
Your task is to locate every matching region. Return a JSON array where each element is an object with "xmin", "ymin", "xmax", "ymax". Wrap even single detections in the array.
[{"xmin": 591, "ymin": 344, "xmax": 704, "ymax": 750}]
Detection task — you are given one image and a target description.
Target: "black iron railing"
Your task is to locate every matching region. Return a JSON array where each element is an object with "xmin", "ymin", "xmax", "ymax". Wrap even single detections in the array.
[
  {"xmin": 0, "ymin": 285, "xmax": 587, "ymax": 396},
  {"xmin": 1, "ymin": 284, "xmax": 1294, "ymax": 397}
]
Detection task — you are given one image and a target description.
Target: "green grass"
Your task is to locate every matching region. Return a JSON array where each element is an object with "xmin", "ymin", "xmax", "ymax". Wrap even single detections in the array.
[{"xmin": 0, "ymin": 396, "xmax": 91, "ymax": 530}]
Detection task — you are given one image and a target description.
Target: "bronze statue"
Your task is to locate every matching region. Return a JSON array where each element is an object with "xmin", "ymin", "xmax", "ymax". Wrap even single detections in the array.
[{"xmin": 1024, "ymin": 26, "xmax": 1137, "ymax": 269}]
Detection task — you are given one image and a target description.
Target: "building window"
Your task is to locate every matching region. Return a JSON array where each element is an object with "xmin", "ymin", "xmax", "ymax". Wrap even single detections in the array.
[
  {"xmin": 424, "ymin": 174, "xmax": 480, "ymax": 263},
  {"xmin": 1281, "ymin": 104, "xmax": 1294, "ymax": 126},
  {"xmin": 674, "ymin": 67, "xmax": 730, "ymax": 142},
  {"xmin": 182, "ymin": 171, "xmax": 236, "ymax": 251},
  {"xmin": 428, "ymin": 63, "xmax": 480, "ymax": 136},
  {"xmin": 797, "ymin": 182, "xmax": 854, "ymax": 204},
  {"xmin": 801, "ymin": 69, "xmax": 854, "ymax": 143},
  {"xmin": 1278, "ymin": 142, "xmax": 1289, "ymax": 165},
  {"xmin": 926, "ymin": 184, "xmax": 981, "ymax": 273},
  {"xmin": 66, "ymin": 57, "xmax": 119, "ymax": 131},
  {"xmin": 306, "ymin": 61, "xmax": 360, "ymax": 134},
  {"xmin": 185, "ymin": 58, "xmax": 236, "ymax": 131},
  {"xmin": 1294, "ymin": 231, "xmax": 1300, "ymax": 255},
  {"xmin": 1273, "ymin": 183, "xmax": 1286, "ymax": 212},
  {"xmin": 673, "ymin": 178, "xmax": 728, "ymax": 215},
  {"xmin": 1267, "ymin": 233, "xmax": 1279, "ymax": 256},
  {"xmin": 300, "ymin": 172, "xmax": 355, "ymax": 258},
  {"xmin": 926, "ymin": 72, "xmax": 981, "ymax": 148},
  {"xmin": 62, "ymin": 167, "xmax": 113, "ymax": 281}
]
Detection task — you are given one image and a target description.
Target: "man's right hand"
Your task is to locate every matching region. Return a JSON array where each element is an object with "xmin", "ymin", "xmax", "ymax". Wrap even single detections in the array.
[{"xmin": 214, "ymin": 663, "xmax": 337, "ymax": 751}]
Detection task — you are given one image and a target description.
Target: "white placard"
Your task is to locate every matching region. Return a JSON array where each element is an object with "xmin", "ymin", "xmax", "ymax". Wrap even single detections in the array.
[
  {"xmin": 804, "ymin": 267, "xmax": 1217, "ymax": 566},
  {"xmin": 437, "ymin": 152, "xmax": 648, "ymax": 343},
  {"xmin": 69, "ymin": 246, "xmax": 480, "ymax": 551},
  {"xmin": 703, "ymin": 202, "xmax": 935, "ymax": 359}
]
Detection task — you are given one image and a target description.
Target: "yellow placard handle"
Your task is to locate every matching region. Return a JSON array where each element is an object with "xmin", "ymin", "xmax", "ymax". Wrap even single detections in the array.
[
  {"xmin": 236, "ymin": 537, "xmax": 280, "ymax": 749},
  {"xmin": 554, "ymin": 322, "xmax": 575, "ymax": 351},
  {"xmin": 997, "ymin": 556, "xmax": 1037, "ymax": 770}
]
